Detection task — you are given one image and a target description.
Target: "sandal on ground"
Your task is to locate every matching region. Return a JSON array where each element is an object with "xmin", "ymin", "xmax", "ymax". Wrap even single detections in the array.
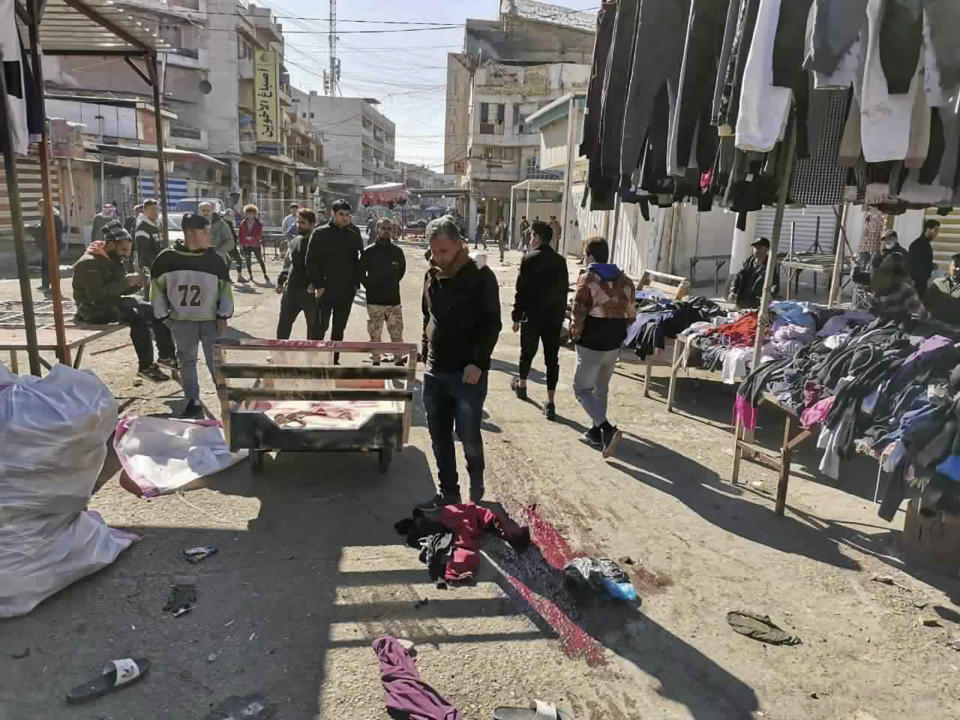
[
  {"xmin": 494, "ymin": 700, "xmax": 566, "ymax": 719},
  {"xmin": 66, "ymin": 658, "xmax": 150, "ymax": 704}
]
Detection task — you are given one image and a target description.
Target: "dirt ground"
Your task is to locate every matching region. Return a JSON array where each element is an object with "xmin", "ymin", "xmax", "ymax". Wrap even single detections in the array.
[{"xmin": 1, "ymin": 239, "xmax": 959, "ymax": 720}]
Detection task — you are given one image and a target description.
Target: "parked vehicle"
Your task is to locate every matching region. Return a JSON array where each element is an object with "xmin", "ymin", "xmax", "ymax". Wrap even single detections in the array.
[{"xmin": 172, "ymin": 198, "xmax": 226, "ymax": 214}]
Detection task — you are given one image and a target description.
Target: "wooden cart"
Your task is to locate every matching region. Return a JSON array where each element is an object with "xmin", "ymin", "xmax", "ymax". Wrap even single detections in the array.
[{"xmin": 214, "ymin": 338, "xmax": 418, "ymax": 472}]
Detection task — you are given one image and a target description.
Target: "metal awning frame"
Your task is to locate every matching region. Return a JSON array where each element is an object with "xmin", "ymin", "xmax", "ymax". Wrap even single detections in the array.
[{"xmin": 1, "ymin": 0, "xmax": 172, "ymax": 374}]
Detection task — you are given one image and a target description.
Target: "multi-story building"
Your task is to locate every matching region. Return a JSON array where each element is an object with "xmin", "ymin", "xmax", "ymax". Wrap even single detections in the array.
[
  {"xmin": 444, "ymin": 0, "xmax": 594, "ymax": 239},
  {"xmin": 291, "ymin": 90, "xmax": 396, "ymax": 209},
  {"xmin": 42, "ymin": 0, "xmax": 324, "ymax": 227}
]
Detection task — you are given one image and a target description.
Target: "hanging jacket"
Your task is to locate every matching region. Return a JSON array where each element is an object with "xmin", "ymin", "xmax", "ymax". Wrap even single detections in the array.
[
  {"xmin": 571, "ymin": 263, "xmax": 636, "ymax": 351},
  {"xmin": 360, "ymin": 238, "xmax": 406, "ymax": 306},
  {"xmin": 511, "ymin": 243, "xmax": 569, "ymax": 324}
]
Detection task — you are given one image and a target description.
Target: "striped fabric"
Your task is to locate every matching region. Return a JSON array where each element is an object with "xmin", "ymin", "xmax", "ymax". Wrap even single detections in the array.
[
  {"xmin": 0, "ymin": 156, "xmax": 60, "ymax": 230},
  {"xmin": 139, "ymin": 174, "xmax": 189, "ymax": 204}
]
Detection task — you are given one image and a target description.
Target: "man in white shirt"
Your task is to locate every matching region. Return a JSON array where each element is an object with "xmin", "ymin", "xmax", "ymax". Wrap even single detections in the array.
[{"xmin": 281, "ymin": 203, "xmax": 299, "ymax": 239}]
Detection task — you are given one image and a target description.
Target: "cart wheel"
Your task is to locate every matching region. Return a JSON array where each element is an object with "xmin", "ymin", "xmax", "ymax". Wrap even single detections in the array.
[
  {"xmin": 251, "ymin": 449, "xmax": 265, "ymax": 472},
  {"xmin": 378, "ymin": 446, "xmax": 393, "ymax": 473}
]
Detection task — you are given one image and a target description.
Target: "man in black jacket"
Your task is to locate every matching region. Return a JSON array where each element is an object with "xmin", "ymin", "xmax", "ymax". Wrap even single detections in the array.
[
  {"xmin": 73, "ymin": 220, "xmax": 175, "ymax": 382},
  {"xmin": 304, "ymin": 199, "xmax": 364, "ymax": 358},
  {"xmin": 276, "ymin": 208, "xmax": 319, "ymax": 339},
  {"xmin": 360, "ymin": 217, "xmax": 407, "ymax": 364},
  {"xmin": 134, "ymin": 198, "xmax": 163, "ymax": 299},
  {"xmin": 420, "ymin": 216, "xmax": 501, "ymax": 506},
  {"xmin": 510, "ymin": 220, "xmax": 569, "ymax": 420},
  {"xmin": 730, "ymin": 237, "xmax": 779, "ymax": 309},
  {"xmin": 908, "ymin": 219, "xmax": 939, "ymax": 299}
]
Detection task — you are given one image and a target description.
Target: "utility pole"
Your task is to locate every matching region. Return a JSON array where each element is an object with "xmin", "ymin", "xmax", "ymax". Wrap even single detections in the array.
[{"xmin": 328, "ymin": 0, "xmax": 339, "ymax": 96}]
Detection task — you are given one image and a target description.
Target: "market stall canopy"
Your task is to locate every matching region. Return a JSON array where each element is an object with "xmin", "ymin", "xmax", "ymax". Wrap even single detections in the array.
[
  {"xmin": 19, "ymin": 0, "xmax": 172, "ymax": 55},
  {"xmin": 361, "ymin": 182, "xmax": 409, "ymax": 208},
  {"xmin": 85, "ymin": 142, "xmax": 226, "ymax": 165}
]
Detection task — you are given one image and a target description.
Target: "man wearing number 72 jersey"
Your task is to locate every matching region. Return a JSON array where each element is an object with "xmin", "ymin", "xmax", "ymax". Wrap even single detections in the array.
[{"xmin": 151, "ymin": 212, "xmax": 234, "ymax": 419}]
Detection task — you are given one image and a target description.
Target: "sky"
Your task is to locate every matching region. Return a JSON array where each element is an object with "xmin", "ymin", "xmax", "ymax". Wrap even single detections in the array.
[{"xmin": 259, "ymin": 0, "xmax": 600, "ymax": 171}]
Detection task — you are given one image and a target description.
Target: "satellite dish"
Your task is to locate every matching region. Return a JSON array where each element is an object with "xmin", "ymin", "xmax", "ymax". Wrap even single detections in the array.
[{"xmin": 199, "ymin": 80, "xmax": 212, "ymax": 94}]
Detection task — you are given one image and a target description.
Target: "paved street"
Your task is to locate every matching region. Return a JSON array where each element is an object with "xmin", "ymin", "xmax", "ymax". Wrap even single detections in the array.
[{"xmin": 1, "ymin": 242, "xmax": 959, "ymax": 720}]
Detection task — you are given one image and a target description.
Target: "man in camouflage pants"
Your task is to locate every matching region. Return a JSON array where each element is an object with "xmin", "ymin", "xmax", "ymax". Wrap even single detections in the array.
[{"xmin": 359, "ymin": 218, "xmax": 407, "ymax": 364}]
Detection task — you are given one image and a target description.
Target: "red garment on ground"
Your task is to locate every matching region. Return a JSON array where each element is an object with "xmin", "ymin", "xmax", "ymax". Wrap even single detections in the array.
[
  {"xmin": 705, "ymin": 311, "xmax": 759, "ymax": 347},
  {"xmin": 439, "ymin": 504, "xmax": 529, "ymax": 582}
]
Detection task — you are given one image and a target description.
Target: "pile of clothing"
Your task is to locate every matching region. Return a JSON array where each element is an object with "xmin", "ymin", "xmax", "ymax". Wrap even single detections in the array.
[
  {"xmin": 395, "ymin": 504, "xmax": 530, "ymax": 587},
  {"xmin": 734, "ymin": 317, "xmax": 960, "ymax": 520},
  {"xmin": 626, "ymin": 296, "xmax": 725, "ymax": 360}
]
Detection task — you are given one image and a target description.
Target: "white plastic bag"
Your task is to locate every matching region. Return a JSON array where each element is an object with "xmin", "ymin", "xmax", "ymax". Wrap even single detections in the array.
[
  {"xmin": 0, "ymin": 364, "xmax": 136, "ymax": 618},
  {"xmin": 114, "ymin": 416, "xmax": 247, "ymax": 497}
]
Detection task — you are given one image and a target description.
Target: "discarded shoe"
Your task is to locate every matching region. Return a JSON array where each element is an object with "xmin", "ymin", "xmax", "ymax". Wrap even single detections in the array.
[{"xmin": 727, "ymin": 611, "xmax": 801, "ymax": 646}]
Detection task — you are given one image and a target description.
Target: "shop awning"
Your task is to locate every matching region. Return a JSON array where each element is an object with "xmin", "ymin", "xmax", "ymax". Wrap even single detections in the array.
[
  {"xmin": 361, "ymin": 182, "xmax": 409, "ymax": 207},
  {"xmin": 86, "ymin": 143, "xmax": 226, "ymax": 165},
  {"xmin": 24, "ymin": 0, "xmax": 172, "ymax": 55}
]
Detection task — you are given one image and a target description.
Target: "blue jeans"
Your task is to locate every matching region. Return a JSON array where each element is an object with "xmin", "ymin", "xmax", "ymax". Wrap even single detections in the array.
[
  {"xmin": 422, "ymin": 370, "xmax": 488, "ymax": 498},
  {"xmin": 169, "ymin": 320, "xmax": 219, "ymax": 402}
]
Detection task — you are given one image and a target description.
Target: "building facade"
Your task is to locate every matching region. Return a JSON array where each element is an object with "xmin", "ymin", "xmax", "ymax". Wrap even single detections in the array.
[
  {"xmin": 42, "ymin": 0, "xmax": 324, "ymax": 228},
  {"xmin": 291, "ymin": 91, "xmax": 396, "ymax": 210}
]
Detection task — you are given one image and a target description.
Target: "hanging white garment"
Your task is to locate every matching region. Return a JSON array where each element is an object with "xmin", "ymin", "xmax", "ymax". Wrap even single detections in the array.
[
  {"xmin": 0, "ymin": 0, "xmax": 28, "ymax": 155},
  {"xmin": 860, "ymin": 0, "xmax": 923, "ymax": 163},
  {"xmin": 735, "ymin": 0, "xmax": 792, "ymax": 153}
]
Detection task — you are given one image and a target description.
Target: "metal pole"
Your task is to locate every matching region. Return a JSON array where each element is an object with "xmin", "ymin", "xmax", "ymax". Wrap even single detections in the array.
[
  {"xmin": 813, "ymin": 214, "xmax": 821, "ymax": 294},
  {"xmin": 0, "ymin": 49, "xmax": 42, "ymax": 376},
  {"xmin": 559, "ymin": 94, "xmax": 577, "ymax": 256},
  {"xmin": 147, "ymin": 53, "xmax": 170, "ymax": 245},
  {"xmin": 751, "ymin": 114, "xmax": 797, "ymax": 371},
  {"xmin": 610, "ymin": 193, "xmax": 622, "ymax": 261},
  {"xmin": 828, "ymin": 202, "xmax": 850, "ymax": 308},
  {"xmin": 28, "ymin": 2, "xmax": 70, "ymax": 365}
]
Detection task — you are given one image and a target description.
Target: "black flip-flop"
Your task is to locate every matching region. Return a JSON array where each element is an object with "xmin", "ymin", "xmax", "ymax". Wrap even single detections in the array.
[
  {"xmin": 66, "ymin": 658, "xmax": 150, "ymax": 704},
  {"xmin": 494, "ymin": 700, "xmax": 566, "ymax": 719}
]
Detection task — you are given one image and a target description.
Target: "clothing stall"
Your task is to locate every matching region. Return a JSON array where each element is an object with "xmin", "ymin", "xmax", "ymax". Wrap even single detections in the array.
[
  {"xmin": 582, "ymin": 0, "xmax": 960, "ymax": 536},
  {"xmin": 0, "ymin": 0, "xmax": 170, "ymax": 375}
]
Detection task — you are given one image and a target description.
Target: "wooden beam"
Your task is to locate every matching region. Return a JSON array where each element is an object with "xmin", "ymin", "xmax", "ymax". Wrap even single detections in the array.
[
  {"xmin": 124, "ymin": 56, "xmax": 153, "ymax": 87},
  {"xmin": 226, "ymin": 388, "xmax": 413, "ymax": 403},
  {"xmin": 28, "ymin": 0, "xmax": 70, "ymax": 366},
  {"xmin": 218, "ymin": 364, "xmax": 410, "ymax": 380},
  {"xmin": 58, "ymin": 0, "xmax": 152, "ymax": 53},
  {"xmin": 146, "ymin": 54, "xmax": 169, "ymax": 243}
]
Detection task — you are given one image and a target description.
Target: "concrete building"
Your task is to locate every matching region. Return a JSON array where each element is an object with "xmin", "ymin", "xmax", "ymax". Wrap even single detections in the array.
[
  {"xmin": 43, "ymin": 0, "xmax": 324, "ymax": 225},
  {"xmin": 291, "ymin": 91, "xmax": 396, "ymax": 209},
  {"xmin": 444, "ymin": 0, "xmax": 595, "ymax": 239}
]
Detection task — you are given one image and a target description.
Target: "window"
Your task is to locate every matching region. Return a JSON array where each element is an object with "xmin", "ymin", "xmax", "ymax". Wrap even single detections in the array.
[
  {"xmin": 496, "ymin": 104, "xmax": 505, "ymax": 124},
  {"xmin": 310, "ymin": 112, "xmax": 315, "ymax": 119},
  {"xmin": 301, "ymin": 112, "xmax": 307, "ymax": 119},
  {"xmin": 480, "ymin": 102, "xmax": 489, "ymax": 124}
]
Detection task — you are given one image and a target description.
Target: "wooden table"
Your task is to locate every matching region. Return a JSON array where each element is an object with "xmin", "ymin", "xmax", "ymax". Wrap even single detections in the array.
[
  {"xmin": 689, "ymin": 254, "xmax": 728, "ymax": 296},
  {"xmin": 0, "ymin": 326, "xmax": 124, "ymax": 372},
  {"xmin": 731, "ymin": 392, "xmax": 816, "ymax": 516},
  {"xmin": 781, "ymin": 253, "xmax": 849, "ymax": 299}
]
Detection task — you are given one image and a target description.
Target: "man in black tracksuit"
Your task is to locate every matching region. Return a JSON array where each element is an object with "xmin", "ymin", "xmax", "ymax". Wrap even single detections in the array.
[
  {"xmin": 304, "ymin": 199, "xmax": 364, "ymax": 359},
  {"xmin": 420, "ymin": 216, "xmax": 501, "ymax": 506},
  {"xmin": 276, "ymin": 208, "xmax": 319, "ymax": 339},
  {"xmin": 510, "ymin": 220, "xmax": 569, "ymax": 420},
  {"xmin": 360, "ymin": 217, "xmax": 407, "ymax": 364},
  {"xmin": 909, "ymin": 219, "xmax": 939, "ymax": 299}
]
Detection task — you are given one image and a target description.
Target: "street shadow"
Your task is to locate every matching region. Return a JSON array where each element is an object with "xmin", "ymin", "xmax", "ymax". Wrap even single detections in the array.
[
  {"xmin": 608, "ymin": 434, "xmax": 861, "ymax": 572},
  {"xmin": 490, "ymin": 357, "xmax": 547, "ymax": 385},
  {"xmin": 483, "ymin": 514, "xmax": 760, "ymax": 719}
]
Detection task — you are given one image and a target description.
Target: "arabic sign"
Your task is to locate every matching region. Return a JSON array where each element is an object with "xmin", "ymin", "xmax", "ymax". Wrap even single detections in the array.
[{"xmin": 254, "ymin": 50, "xmax": 280, "ymax": 150}]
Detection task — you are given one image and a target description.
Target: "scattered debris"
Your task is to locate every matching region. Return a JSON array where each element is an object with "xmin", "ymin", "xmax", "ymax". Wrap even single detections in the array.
[
  {"xmin": 563, "ymin": 557, "xmax": 638, "ymax": 603},
  {"xmin": 11, "ymin": 648, "xmax": 29, "ymax": 659},
  {"xmin": 617, "ymin": 555, "xmax": 635, "ymax": 566},
  {"xmin": 934, "ymin": 605, "xmax": 960, "ymax": 625},
  {"xmin": 810, "ymin": 693, "xmax": 819, "ymax": 700},
  {"xmin": 913, "ymin": 600, "xmax": 929, "ymax": 609},
  {"xmin": 920, "ymin": 613, "xmax": 941, "ymax": 627},
  {"xmin": 224, "ymin": 620, "xmax": 235, "ymax": 627},
  {"xmin": 162, "ymin": 583, "xmax": 196, "ymax": 618},
  {"xmin": 947, "ymin": 636, "xmax": 960, "ymax": 651},
  {"xmin": 870, "ymin": 574, "xmax": 911, "ymax": 591},
  {"xmin": 183, "ymin": 546, "xmax": 218, "ymax": 564},
  {"xmin": 207, "ymin": 653, "xmax": 217, "ymax": 663},
  {"xmin": 727, "ymin": 611, "xmax": 802, "ymax": 646},
  {"xmin": 248, "ymin": 633, "xmax": 257, "ymax": 642},
  {"xmin": 202, "ymin": 693, "xmax": 275, "ymax": 720}
]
